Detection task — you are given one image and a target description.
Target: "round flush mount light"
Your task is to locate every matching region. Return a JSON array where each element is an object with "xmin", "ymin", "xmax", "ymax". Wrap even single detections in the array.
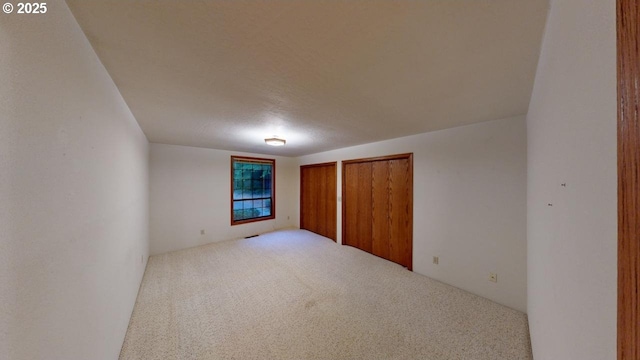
[{"xmin": 265, "ymin": 137, "xmax": 286, "ymax": 146}]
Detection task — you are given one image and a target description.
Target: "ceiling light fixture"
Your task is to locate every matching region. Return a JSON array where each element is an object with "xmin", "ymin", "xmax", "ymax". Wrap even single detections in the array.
[{"xmin": 265, "ymin": 137, "xmax": 286, "ymax": 146}]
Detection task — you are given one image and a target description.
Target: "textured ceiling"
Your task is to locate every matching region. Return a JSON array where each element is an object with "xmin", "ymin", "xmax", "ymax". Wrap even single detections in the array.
[{"xmin": 66, "ymin": 0, "xmax": 548, "ymax": 157}]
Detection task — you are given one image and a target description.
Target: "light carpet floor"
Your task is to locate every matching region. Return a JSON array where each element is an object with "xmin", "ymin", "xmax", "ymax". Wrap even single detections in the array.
[{"xmin": 120, "ymin": 229, "xmax": 532, "ymax": 360}]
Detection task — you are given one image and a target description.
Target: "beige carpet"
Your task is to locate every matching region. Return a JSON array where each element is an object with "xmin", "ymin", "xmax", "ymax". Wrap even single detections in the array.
[{"xmin": 120, "ymin": 229, "xmax": 532, "ymax": 360}]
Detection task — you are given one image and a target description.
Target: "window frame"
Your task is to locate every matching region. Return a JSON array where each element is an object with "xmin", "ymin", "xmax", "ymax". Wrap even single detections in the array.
[{"xmin": 230, "ymin": 156, "xmax": 276, "ymax": 225}]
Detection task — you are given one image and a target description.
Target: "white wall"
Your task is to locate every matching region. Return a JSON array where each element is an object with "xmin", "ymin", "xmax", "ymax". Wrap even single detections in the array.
[
  {"xmin": 0, "ymin": 1, "xmax": 149, "ymax": 360},
  {"xmin": 149, "ymin": 143, "xmax": 297, "ymax": 255},
  {"xmin": 296, "ymin": 116, "xmax": 527, "ymax": 312},
  {"xmin": 526, "ymin": 0, "xmax": 617, "ymax": 359}
]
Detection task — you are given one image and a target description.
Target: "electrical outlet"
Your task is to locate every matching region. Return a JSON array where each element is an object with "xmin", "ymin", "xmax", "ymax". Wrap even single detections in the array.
[
  {"xmin": 489, "ymin": 273, "xmax": 497, "ymax": 283},
  {"xmin": 201, "ymin": 229, "xmax": 205, "ymax": 235},
  {"xmin": 433, "ymin": 256, "xmax": 439, "ymax": 265}
]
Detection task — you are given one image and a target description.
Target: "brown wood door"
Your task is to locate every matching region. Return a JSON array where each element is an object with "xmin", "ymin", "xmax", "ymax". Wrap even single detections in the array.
[
  {"xmin": 617, "ymin": 1, "xmax": 640, "ymax": 357},
  {"xmin": 342, "ymin": 153, "xmax": 413, "ymax": 270},
  {"xmin": 300, "ymin": 162, "xmax": 337, "ymax": 241},
  {"xmin": 343, "ymin": 162, "xmax": 372, "ymax": 251},
  {"xmin": 388, "ymin": 158, "xmax": 412, "ymax": 269},
  {"xmin": 300, "ymin": 166, "xmax": 317, "ymax": 233},
  {"xmin": 371, "ymin": 160, "xmax": 391, "ymax": 260}
]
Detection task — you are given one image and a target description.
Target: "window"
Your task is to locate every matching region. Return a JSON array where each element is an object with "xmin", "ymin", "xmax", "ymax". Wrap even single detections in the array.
[{"xmin": 231, "ymin": 156, "xmax": 275, "ymax": 225}]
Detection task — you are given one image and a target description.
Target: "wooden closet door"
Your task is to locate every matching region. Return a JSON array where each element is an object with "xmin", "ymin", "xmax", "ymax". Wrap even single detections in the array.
[
  {"xmin": 300, "ymin": 162, "xmax": 337, "ymax": 241},
  {"xmin": 300, "ymin": 166, "xmax": 317, "ymax": 234},
  {"xmin": 371, "ymin": 160, "xmax": 390, "ymax": 260},
  {"xmin": 342, "ymin": 153, "xmax": 413, "ymax": 270},
  {"xmin": 343, "ymin": 162, "xmax": 372, "ymax": 251},
  {"xmin": 388, "ymin": 158, "xmax": 412, "ymax": 269},
  {"xmin": 317, "ymin": 166, "xmax": 328, "ymax": 237},
  {"xmin": 325, "ymin": 165, "xmax": 337, "ymax": 240}
]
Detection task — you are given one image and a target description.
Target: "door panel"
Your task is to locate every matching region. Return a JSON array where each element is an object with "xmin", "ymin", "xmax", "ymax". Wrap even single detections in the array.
[
  {"xmin": 356, "ymin": 163, "xmax": 373, "ymax": 252},
  {"xmin": 343, "ymin": 162, "xmax": 372, "ymax": 250},
  {"xmin": 326, "ymin": 166, "xmax": 337, "ymax": 240},
  {"xmin": 371, "ymin": 161, "xmax": 390, "ymax": 259},
  {"xmin": 342, "ymin": 153, "xmax": 413, "ymax": 270},
  {"xmin": 389, "ymin": 158, "xmax": 412, "ymax": 268},
  {"xmin": 618, "ymin": 1, "xmax": 640, "ymax": 355},
  {"xmin": 343, "ymin": 164, "xmax": 358, "ymax": 248},
  {"xmin": 300, "ymin": 162, "xmax": 337, "ymax": 241},
  {"xmin": 317, "ymin": 166, "xmax": 328, "ymax": 237},
  {"xmin": 300, "ymin": 167, "xmax": 317, "ymax": 234}
]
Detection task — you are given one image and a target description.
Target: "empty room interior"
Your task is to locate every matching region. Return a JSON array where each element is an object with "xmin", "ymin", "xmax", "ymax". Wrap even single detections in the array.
[{"xmin": 1, "ymin": 1, "xmax": 620, "ymax": 360}]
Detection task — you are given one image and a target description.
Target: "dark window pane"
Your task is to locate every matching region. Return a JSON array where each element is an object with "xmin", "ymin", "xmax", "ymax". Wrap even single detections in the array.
[{"xmin": 231, "ymin": 157, "xmax": 275, "ymax": 223}]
